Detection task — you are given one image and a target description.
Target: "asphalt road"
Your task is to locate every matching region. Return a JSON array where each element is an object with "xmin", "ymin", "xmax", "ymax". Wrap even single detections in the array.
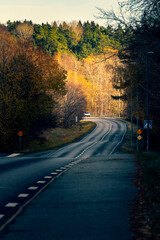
[{"xmin": 0, "ymin": 118, "xmax": 136, "ymax": 239}]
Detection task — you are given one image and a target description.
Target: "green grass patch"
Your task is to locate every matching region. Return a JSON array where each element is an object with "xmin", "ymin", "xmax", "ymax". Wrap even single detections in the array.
[{"xmin": 22, "ymin": 121, "xmax": 96, "ymax": 153}]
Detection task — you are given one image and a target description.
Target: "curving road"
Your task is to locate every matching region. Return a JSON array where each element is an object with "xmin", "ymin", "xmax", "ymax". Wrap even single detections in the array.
[{"xmin": 0, "ymin": 117, "xmax": 127, "ymax": 229}]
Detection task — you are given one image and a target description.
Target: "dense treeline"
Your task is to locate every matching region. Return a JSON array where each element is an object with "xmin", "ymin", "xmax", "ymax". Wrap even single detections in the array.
[
  {"xmin": 6, "ymin": 20, "xmax": 131, "ymax": 59},
  {"xmin": 0, "ymin": 21, "xmax": 127, "ymax": 151},
  {"xmin": 0, "ymin": 25, "xmax": 66, "ymax": 151},
  {"xmin": 98, "ymin": 0, "xmax": 160, "ymax": 151},
  {"xmin": 106, "ymin": 1, "xmax": 160, "ymax": 239},
  {"xmin": 1, "ymin": 3, "xmax": 159, "ymax": 153},
  {"xmin": 54, "ymin": 50, "xmax": 124, "ymax": 119}
]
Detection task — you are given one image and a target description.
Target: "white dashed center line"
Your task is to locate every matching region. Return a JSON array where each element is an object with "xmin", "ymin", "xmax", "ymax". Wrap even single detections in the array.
[
  {"xmin": 0, "ymin": 215, "xmax": 4, "ymax": 219},
  {"xmin": 37, "ymin": 181, "xmax": 46, "ymax": 184},
  {"xmin": 56, "ymin": 169, "xmax": 63, "ymax": 172},
  {"xmin": 28, "ymin": 186, "xmax": 38, "ymax": 190},
  {"xmin": 18, "ymin": 194, "xmax": 29, "ymax": 198},
  {"xmin": 6, "ymin": 153, "xmax": 21, "ymax": 158},
  {"xmin": 51, "ymin": 172, "xmax": 58, "ymax": 175},
  {"xmin": 44, "ymin": 176, "xmax": 52, "ymax": 179},
  {"xmin": 5, "ymin": 203, "xmax": 18, "ymax": 207}
]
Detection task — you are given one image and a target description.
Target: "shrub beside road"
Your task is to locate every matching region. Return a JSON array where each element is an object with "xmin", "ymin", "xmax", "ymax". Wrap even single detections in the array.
[
  {"xmin": 132, "ymin": 152, "xmax": 160, "ymax": 239},
  {"xmin": 121, "ymin": 120, "xmax": 160, "ymax": 240}
]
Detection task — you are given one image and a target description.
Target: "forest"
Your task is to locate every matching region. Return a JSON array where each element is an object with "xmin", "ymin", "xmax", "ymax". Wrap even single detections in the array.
[{"xmin": 0, "ymin": 0, "xmax": 160, "ymax": 152}]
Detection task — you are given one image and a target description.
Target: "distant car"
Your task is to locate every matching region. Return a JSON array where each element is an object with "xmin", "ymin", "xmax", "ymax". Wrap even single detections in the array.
[{"xmin": 84, "ymin": 111, "xmax": 91, "ymax": 117}]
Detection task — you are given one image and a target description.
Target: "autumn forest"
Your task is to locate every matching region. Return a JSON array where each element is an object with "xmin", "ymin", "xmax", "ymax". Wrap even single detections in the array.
[{"xmin": 0, "ymin": 0, "xmax": 160, "ymax": 152}]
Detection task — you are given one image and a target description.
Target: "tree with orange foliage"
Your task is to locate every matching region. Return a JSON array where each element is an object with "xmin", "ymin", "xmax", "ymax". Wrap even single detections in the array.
[
  {"xmin": 0, "ymin": 54, "xmax": 44, "ymax": 151},
  {"xmin": 0, "ymin": 25, "xmax": 18, "ymax": 69},
  {"xmin": 18, "ymin": 41, "xmax": 66, "ymax": 95},
  {"xmin": 55, "ymin": 81, "xmax": 86, "ymax": 128},
  {"xmin": 0, "ymin": 28, "xmax": 67, "ymax": 151}
]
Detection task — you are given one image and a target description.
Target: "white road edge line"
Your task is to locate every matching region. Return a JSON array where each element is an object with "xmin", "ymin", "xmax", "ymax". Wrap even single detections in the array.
[
  {"xmin": 100, "ymin": 122, "xmax": 112, "ymax": 141},
  {"xmin": 109, "ymin": 121, "xmax": 127, "ymax": 156},
  {"xmin": 75, "ymin": 122, "xmax": 113, "ymax": 159},
  {"xmin": 46, "ymin": 122, "xmax": 98, "ymax": 158}
]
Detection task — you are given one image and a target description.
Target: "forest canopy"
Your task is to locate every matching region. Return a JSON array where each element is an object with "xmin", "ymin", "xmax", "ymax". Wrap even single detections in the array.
[
  {"xmin": 97, "ymin": 0, "xmax": 160, "ymax": 151},
  {"xmin": 0, "ymin": 5, "xmax": 160, "ymax": 152}
]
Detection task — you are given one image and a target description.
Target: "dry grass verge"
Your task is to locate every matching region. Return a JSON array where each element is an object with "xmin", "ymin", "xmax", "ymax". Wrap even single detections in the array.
[
  {"xmin": 22, "ymin": 121, "xmax": 96, "ymax": 153},
  {"xmin": 131, "ymin": 152, "xmax": 160, "ymax": 240},
  {"xmin": 120, "ymin": 120, "xmax": 160, "ymax": 239}
]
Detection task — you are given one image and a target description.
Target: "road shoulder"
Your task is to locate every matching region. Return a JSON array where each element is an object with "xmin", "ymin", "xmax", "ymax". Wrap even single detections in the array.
[{"xmin": 1, "ymin": 153, "xmax": 137, "ymax": 240}]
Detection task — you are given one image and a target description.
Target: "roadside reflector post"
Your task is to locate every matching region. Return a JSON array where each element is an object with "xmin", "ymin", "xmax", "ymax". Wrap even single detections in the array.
[
  {"xmin": 75, "ymin": 116, "xmax": 78, "ymax": 134},
  {"xmin": 18, "ymin": 131, "xmax": 23, "ymax": 152},
  {"xmin": 136, "ymin": 129, "xmax": 142, "ymax": 151}
]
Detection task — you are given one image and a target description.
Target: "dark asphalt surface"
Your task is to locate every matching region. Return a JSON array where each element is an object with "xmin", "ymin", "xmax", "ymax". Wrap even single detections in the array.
[
  {"xmin": 0, "ymin": 118, "xmax": 126, "ymax": 211},
  {"xmin": 1, "ymin": 153, "xmax": 137, "ymax": 240}
]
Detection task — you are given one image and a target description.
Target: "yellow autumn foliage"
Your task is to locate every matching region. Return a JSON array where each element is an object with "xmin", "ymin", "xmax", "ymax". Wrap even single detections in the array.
[{"xmin": 55, "ymin": 50, "xmax": 125, "ymax": 116}]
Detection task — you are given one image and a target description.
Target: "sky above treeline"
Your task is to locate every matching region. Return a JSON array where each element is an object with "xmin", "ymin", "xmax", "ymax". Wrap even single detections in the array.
[{"xmin": 0, "ymin": 0, "xmax": 118, "ymax": 25}]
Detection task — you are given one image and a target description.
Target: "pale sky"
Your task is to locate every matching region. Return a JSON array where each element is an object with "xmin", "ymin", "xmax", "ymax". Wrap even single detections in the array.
[{"xmin": 0, "ymin": 0, "xmax": 118, "ymax": 26}]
